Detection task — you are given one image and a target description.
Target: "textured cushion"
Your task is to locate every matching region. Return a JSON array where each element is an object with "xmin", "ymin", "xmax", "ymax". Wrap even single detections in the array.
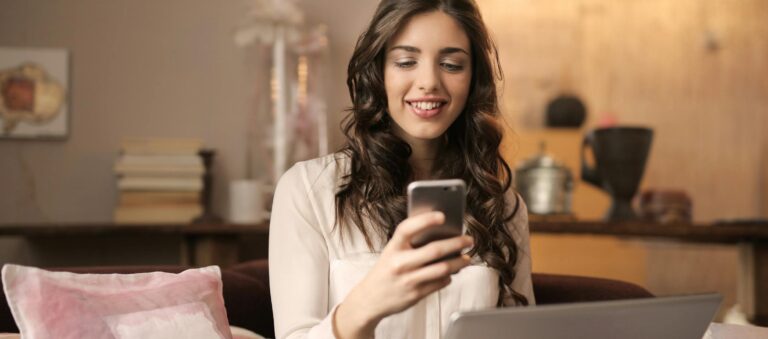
[
  {"xmin": 533, "ymin": 273, "xmax": 653, "ymax": 305},
  {"xmin": 1, "ymin": 264, "xmax": 232, "ymax": 339}
]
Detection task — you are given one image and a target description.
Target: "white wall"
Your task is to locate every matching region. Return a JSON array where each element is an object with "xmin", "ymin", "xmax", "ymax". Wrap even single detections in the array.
[{"xmin": 0, "ymin": 0, "xmax": 378, "ymax": 264}]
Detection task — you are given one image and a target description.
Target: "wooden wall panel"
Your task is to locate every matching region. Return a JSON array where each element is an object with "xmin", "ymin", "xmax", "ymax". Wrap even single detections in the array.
[
  {"xmin": 482, "ymin": 0, "xmax": 767, "ymax": 318},
  {"xmin": 484, "ymin": 0, "xmax": 768, "ymax": 221}
]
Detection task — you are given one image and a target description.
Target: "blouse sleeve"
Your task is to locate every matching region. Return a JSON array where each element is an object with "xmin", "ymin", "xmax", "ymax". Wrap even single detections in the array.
[
  {"xmin": 269, "ymin": 164, "xmax": 337, "ymax": 339},
  {"xmin": 504, "ymin": 194, "xmax": 536, "ymax": 306}
]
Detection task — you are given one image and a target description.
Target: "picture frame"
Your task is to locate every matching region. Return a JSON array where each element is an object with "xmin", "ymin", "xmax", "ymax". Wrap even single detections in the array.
[{"xmin": 0, "ymin": 47, "xmax": 69, "ymax": 140}]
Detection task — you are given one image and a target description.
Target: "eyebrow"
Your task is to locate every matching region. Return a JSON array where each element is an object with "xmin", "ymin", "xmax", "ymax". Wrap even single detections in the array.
[{"xmin": 388, "ymin": 45, "xmax": 470, "ymax": 56}]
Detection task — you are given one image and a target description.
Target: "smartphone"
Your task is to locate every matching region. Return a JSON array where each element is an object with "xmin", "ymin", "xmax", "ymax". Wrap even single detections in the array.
[{"xmin": 407, "ymin": 179, "xmax": 466, "ymax": 249}]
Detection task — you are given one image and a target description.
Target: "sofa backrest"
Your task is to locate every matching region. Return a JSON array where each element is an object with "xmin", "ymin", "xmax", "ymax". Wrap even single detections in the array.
[
  {"xmin": 532, "ymin": 273, "xmax": 654, "ymax": 304},
  {"xmin": 1, "ymin": 260, "xmax": 653, "ymax": 337}
]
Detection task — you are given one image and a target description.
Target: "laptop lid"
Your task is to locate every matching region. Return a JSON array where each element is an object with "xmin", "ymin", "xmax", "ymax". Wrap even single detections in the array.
[{"xmin": 445, "ymin": 293, "xmax": 721, "ymax": 339}]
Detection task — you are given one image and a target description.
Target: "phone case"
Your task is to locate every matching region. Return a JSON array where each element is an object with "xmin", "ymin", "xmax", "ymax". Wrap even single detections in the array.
[{"xmin": 407, "ymin": 179, "xmax": 466, "ymax": 248}]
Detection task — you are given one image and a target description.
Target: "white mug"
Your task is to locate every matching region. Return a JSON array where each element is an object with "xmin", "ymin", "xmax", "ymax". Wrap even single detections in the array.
[{"xmin": 228, "ymin": 179, "xmax": 266, "ymax": 224}]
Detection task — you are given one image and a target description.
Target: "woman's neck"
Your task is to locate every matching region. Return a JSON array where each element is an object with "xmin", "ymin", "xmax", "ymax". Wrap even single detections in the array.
[
  {"xmin": 410, "ymin": 157, "xmax": 434, "ymax": 180},
  {"xmin": 390, "ymin": 124, "xmax": 443, "ymax": 180},
  {"xmin": 401, "ymin": 134, "xmax": 441, "ymax": 180}
]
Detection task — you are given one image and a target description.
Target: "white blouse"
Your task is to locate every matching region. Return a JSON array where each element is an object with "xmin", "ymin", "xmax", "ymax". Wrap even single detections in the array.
[{"xmin": 269, "ymin": 154, "xmax": 535, "ymax": 339}]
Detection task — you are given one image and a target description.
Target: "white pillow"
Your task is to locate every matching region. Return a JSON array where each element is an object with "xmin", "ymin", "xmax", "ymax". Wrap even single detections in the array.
[{"xmin": 2, "ymin": 264, "xmax": 232, "ymax": 339}]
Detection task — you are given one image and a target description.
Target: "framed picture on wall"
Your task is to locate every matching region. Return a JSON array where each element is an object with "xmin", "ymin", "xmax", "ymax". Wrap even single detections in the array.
[{"xmin": 0, "ymin": 47, "xmax": 69, "ymax": 140}]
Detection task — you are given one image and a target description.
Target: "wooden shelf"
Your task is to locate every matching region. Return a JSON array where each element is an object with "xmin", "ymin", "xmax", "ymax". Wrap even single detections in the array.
[
  {"xmin": 2, "ymin": 220, "xmax": 766, "ymax": 242},
  {"xmin": 0, "ymin": 222, "xmax": 269, "ymax": 237},
  {"xmin": 529, "ymin": 220, "xmax": 768, "ymax": 243}
]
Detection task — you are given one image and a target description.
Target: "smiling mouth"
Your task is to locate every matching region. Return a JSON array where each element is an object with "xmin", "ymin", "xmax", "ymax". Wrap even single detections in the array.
[{"xmin": 407, "ymin": 101, "xmax": 447, "ymax": 119}]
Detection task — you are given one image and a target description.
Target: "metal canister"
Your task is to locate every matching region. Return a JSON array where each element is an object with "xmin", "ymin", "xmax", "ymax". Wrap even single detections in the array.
[{"xmin": 515, "ymin": 143, "xmax": 574, "ymax": 215}]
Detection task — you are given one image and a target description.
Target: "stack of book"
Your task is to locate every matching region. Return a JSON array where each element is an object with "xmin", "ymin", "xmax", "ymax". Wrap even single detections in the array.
[{"xmin": 113, "ymin": 138, "xmax": 204, "ymax": 224}]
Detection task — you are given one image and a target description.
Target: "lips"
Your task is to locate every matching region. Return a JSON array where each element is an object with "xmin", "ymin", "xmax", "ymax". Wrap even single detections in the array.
[{"xmin": 406, "ymin": 99, "xmax": 448, "ymax": 119}]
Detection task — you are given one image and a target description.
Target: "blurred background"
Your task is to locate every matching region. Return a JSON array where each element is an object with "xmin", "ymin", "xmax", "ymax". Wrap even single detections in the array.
[{"xmin": 0, "ymin": 0, "xmax": 766, "ymax": 322}]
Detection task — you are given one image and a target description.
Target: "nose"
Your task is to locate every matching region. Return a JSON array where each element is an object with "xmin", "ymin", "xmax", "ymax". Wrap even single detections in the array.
[{"xmin": 416, "ymin": 63, "xmax": 441, "ymax": 93}]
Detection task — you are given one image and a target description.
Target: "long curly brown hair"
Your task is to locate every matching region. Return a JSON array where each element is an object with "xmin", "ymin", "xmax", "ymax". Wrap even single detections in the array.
[{"xmin": 335, "ymin": 0, "xmax": 528, "ymax": 306}]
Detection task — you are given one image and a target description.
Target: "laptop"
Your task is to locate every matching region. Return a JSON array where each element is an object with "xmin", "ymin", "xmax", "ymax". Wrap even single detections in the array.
[{"xmin": 445, "ymin": 293, "xmax": 721, "ymax": 339}]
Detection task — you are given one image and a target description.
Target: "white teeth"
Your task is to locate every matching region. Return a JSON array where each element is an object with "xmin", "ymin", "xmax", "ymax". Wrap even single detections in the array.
[{"xmin": 411, "ymin": 101, "xmax": 442, "ymax": 110}]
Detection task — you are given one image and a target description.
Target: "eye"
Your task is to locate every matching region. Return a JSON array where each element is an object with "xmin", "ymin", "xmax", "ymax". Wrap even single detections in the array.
[
  {"xmin": 394, "ymin": 60, "xmax": 416, "ymax": 69},
  {"xmin": 441, "ymin": 62, "xmax": 464, "ymax": 72}
]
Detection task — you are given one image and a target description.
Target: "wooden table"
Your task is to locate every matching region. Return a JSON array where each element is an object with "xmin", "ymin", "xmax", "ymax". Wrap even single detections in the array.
[
  {"xmin": 529, "ymin": 220, "xmax": 768, "ymax": 326},
  {"xmin": 0, "ymin": 222, "xmax": 269, "ymax": 267},
  {"xmin": 2, "ymin": 221, "xmax": 767, "ymax": 325}
]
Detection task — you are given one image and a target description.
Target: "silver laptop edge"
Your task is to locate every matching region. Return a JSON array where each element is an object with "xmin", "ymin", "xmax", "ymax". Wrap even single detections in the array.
[{"xmin": 446, "ymin": 293, "xmax": 722, "ymax": 339}]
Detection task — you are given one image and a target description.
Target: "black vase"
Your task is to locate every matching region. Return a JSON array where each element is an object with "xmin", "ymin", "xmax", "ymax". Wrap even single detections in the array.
[
  {"xmin": 545, "ymin": 95, "xmax": 587, "ymax": 128},
  {"xmin": 581, "ymin": 127, "xmax": 653, "ymax": 221},
  {"xmin": 192, "ymin": 149, "xmax": 222, "ymax": 224}
]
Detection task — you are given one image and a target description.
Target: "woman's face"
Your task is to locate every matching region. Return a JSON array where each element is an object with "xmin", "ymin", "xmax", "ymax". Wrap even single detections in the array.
[{"xmin": 384, "ymin": 10, "xmax": 472, "ymax": 144}]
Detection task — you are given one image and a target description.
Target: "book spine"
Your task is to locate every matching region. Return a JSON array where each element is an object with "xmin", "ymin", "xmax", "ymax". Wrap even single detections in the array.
[
  {"xmin": 121, "ymin": 138, "xmax": 203, "ymax": 155},
  {"xmin": 113, "ymin": 205, "xmax": 203, "ymax": 224},
  {"xmin": 118, "ymin": 177, "xmax": 203, "ymax": 191},
  {"xmin": 113, "ymin": 164, "xmax": 205, "ymax": 177},
  {"xmin": 117, "ymin": 155, "xmax": 203, "ymax": 166},
  {"xmin": 118, "ymin": 192, "xmax": 201, "ymax": 205}
]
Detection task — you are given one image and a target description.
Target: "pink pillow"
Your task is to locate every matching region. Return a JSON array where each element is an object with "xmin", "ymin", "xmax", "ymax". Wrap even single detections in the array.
[{"xmin": 1, "ymin": 264, "xmax": 232, "ymax": 339}]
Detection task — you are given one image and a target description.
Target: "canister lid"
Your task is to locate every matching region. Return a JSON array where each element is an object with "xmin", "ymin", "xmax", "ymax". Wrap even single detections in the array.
[{"xmin": 516, "ymin": 141, "xmax": 570, "ymax": 172}]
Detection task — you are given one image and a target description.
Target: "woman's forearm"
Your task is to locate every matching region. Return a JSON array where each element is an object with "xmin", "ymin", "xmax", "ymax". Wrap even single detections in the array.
[{"xmin": 333, "ymin": 294, "xmax": 380, "ymax": 339}]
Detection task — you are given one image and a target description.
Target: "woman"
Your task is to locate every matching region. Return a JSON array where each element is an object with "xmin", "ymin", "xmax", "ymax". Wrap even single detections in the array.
[{"xmin": 269, "ymin": 1, "xmax": 534, "ymax": 338}]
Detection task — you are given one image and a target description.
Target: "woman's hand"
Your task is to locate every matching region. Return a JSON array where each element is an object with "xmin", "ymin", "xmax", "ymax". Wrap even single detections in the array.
[{"xmin": 333, "ymin": 211, "xmax": 474, "ymax": 339}]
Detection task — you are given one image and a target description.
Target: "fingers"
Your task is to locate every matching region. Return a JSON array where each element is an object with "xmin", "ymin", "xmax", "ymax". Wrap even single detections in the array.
[
  {"xmin": 412, "ymin": 276, "xmax": 452, "ymax": 303},
  {"xmin": 402, "ymin": 254, "xmax": 471, "ymax": 287},
  {"xmin": 390, "ymin": 212, "xmax": 445, "ymax": 249},
  {"xmin": 395, "ymin": 276, "xmax": 452, "ymax": 306},
  {"xmin": 395, "ymin": 235, "xmax": 474, "ymax": 272}
]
